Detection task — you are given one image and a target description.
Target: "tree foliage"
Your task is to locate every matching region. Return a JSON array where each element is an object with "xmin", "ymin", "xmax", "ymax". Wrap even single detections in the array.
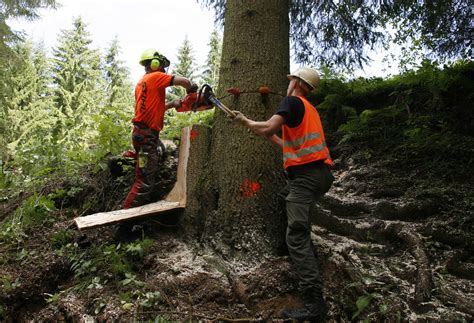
[
  {"xmin": 0, "ymin": 0, "xmax": 57, "ymax": 151},
  {"xmin": 201, "ymin": 29, "xmax": 222, "ymax": 89},
  {"xmin": 0, "ymin": 0, "xmax": 57, "ymax": 58},
  {"xmin": 1, "ymin": 10, "xmax": 224, "ymax": 192},
  {"xmin": 169, "ymin": 36, "xmax": 196, "ymax": 98},
  {"xmin": 1, "ymin": 41, "xmax": 55, "ymax": 182},
  {"xmin": 94, "ymin": 39, "xmax": 134, "ymax": 161},
  {"xmin": 200, "ymin": 0, "xmax": 472, "ymax": 69},
  {"xmin": 1, "ymin": 17, "xmax": 134, "ymax": 190},
  {"xmin": 50, "ymin": 17, "xmax": 104, "ymax": 162}
]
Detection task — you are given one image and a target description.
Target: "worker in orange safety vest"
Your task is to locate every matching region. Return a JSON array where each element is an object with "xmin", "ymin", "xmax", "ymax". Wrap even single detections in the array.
[{"xmin": 231, "ymin": 67, "xmax": 334, "ymax": 321}]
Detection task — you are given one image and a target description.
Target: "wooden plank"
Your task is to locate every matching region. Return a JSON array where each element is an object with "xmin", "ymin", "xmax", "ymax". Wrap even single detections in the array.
[
  {"xmin": 74, "ymin": 127, "xmax": 191, "ymax": 230},
  {"xmin": 164, "ymin": 127, "xmax": 190, "ymax": 206},
  {"xmin": 75, "ymin": 200, "xmax": 183, "ymax": 230}
]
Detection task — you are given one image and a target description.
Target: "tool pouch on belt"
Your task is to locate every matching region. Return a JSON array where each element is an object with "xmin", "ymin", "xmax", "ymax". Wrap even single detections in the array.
[{"xmin": 138, "ymin": 151, "xmax": 148, "ymax": 168}]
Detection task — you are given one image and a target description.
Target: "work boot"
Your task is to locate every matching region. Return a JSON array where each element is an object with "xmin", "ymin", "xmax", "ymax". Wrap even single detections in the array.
[{"xmin": 281, "ymin": 302, "xmax": 328, "ymax": 322}]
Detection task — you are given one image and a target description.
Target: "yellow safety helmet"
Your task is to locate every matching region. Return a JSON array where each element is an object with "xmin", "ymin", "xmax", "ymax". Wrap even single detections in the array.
[
  {"xmin": 287, "ymin": 67, "xmax": 320, "ymax": 90},
  {"xmin": 139, "ymin": 49, "xmax": 170, "ymax": 70}
]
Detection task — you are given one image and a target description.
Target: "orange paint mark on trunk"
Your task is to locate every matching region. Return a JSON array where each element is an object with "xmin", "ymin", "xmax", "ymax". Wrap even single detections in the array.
[
  {"xmin": 190, "ymin": 129, "xmax": 198, "ymax": 140},
  {"xmin": 226, "ymin": 87, "xmax": 241, "ymax": 96},
  {"xmin": 240, "ymin": 179, "xmax": 262, "ymax": 197}
]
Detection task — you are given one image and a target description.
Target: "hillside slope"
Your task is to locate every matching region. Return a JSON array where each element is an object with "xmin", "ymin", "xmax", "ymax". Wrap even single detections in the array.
[{"xmin": 1, "ymin": 62, "xmax": 472, "ymax": 321}]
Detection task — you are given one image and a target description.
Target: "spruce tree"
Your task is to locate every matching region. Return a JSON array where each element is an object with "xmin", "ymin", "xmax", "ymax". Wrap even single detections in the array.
[
  {"xmin": 169, "ymin": 36, "xmax": 196, "ymax": 99},
  {"xmin": 201, "ymin": 29, "xmax": 222, "ymax": 89},
  {"xmin": 50, "ymin": 17, "xmax": 103, "ymax": 161},
  {"xmin": 0, "ymin": 0, "xmax": 57, "ymax": 171},
  {"xmin": 0, "ymin": 0, "xmax": 57, "ymax": 63},
  {"xmin": 103, "ymin": 38, "xmax": 133, "ymax": 109},
  {"xmin": 93, "ymin": 38, "xmax": 134, "ymax": 159},
  {"xmin": 2, "ymin": 41, "xmax": 55, "ymax": 179}
]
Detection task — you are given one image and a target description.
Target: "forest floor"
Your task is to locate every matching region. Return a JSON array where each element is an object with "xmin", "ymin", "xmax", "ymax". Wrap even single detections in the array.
[{"xmin": 0, "ymin": 141, "xmax": 473, "ymax": 322}]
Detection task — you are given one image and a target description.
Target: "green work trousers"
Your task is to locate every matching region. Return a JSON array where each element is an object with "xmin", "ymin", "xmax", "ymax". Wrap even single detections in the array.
[{"xmin": 282, "ymin": 161, "xmax": 334, "ymax": 301}]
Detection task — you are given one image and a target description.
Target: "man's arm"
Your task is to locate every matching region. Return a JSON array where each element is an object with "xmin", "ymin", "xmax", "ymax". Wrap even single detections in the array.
[
  {"xmin": 239, "ymin": 114, "xmax": 285, "ymax": 138},
  {"xmin": 171, "ymin": 75, "xmax": 192, "ymax": 92},
  {"xmin": 268, "ymin": 134, "xmax": 283, "ymax": 148},
  {"xmin": 165, "ymin": 75, "xmax": 195, "ymax": 111}
]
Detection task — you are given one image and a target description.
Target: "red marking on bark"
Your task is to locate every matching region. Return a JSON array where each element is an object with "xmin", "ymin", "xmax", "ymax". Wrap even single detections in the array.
[
  {"xmin": 190, "ymin": 129, "xmax": 198, "ymax": 140},
  {"xmin": 258, "ymin": 86, "xmax": 270, "ymax": 95},
  {"xmin": 226, "ymin": 87, "xmax": 241, "ymax": 96},
  {"xmin": 240, "ymin": 179, "xmax": 262, "ymax": 197}
]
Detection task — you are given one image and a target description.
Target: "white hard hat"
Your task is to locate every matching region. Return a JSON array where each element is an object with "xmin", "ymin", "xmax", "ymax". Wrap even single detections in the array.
[{"xmin": 287, "ymin": 67, "xmax": 320, "ymax": 90}]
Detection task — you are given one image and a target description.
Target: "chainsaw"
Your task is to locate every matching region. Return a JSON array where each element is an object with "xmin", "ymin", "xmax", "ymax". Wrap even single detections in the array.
[{"xmin": 193, "ymin": 84, "xmax": 236, "ymax": 118}]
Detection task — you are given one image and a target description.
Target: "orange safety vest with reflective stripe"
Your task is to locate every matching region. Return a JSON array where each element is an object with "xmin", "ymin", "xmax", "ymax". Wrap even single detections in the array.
[{"xmin": 282, "ymin": 96, "xmax": 332, "ymax": 169}]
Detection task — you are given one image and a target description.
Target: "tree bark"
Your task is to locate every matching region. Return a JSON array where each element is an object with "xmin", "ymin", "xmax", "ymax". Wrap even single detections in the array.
[{"xmin": 182, "ymin": 0, "xmax": 290, "ymax": 259}]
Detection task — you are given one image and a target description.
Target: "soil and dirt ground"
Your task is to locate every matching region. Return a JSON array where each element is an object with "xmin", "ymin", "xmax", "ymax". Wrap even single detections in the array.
[{"xmin": 0, "ymin": 140, "xmax": 473, "ymax": 322}]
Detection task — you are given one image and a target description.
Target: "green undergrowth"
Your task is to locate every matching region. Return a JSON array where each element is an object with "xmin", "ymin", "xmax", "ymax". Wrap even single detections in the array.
[
  {"xmin": 313, "ymin": 59, "xmax": 473, "ymax": 182},
  {"xmin": 52, "ymin": 237, "xmax": 167, "ymax": 315}
]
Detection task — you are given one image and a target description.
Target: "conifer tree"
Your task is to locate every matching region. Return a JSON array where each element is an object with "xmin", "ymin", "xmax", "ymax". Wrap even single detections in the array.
[
  {"xmin": 0, "ymin": 0, "xmax": 57, "ymax": 64},
  {"xmin": 50, "ymin": 17, "xmax": 103, "ymax": 160},
  {"xmin": 103, "ymin": 38, "xmax": 133, "ymax": 109},
  {"xmin": 201, "ymin": 29, "xmax": 222, "ymax": 89},
  {"xmin": 2, "ymin": 41, "xmax": 56, "ymax": 177},
  {"xmin": 169, "ymin": 36, "xmax": 196, "ymax": 99},
  {"xmin": 0, "ymin": 0, "xmax": 57, "ymax": 165},
  {"xmin": 93, "ymin": 38, "xmax": 134, "ymax": 159}
]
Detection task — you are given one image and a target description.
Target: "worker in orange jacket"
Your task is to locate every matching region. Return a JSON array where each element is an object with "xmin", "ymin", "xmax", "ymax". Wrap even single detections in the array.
[
  {"xmin": 232, "ymin": 67, "xmax": 334, "ymax": 321},
  {"xmin": 124, "ymin": 49, "xmax": 202, "ymax": 209}
]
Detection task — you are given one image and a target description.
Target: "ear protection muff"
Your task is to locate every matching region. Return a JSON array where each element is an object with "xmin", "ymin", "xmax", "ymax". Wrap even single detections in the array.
[{"xmin": 150, "ymin": 58, "xmax": 161, "ymax": 71}]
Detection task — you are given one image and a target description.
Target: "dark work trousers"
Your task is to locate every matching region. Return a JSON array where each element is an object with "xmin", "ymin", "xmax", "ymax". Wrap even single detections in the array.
[
  {"xmin": 280, "ymin": 161, "xmax": 334, "ymax": 302},
  {"xmin": 123, "ymin": 124, "xmax": 161, "ymax": 209}
]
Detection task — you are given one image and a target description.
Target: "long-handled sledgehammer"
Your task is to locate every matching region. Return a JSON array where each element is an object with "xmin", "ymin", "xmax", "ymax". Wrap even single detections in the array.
[{"xmin": 194, "ymin": 84, "xmax": 236, "ymax": 118}]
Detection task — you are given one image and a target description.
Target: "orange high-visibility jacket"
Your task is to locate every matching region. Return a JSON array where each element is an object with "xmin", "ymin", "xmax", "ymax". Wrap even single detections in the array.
[{"xmin": 282, "ymin": 96, "xmax": 332, "ymax": 169}]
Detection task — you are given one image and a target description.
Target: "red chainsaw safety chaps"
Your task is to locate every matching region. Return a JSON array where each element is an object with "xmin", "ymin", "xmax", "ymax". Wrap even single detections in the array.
[{"xmin": 123, "ymin": 125, "xmax": 160, "ymax": 209}]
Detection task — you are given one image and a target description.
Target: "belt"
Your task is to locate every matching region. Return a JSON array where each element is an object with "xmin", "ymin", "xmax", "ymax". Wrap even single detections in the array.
[
  {"xmin": 286, "ymin": 160, "xmax": 327, "ymax": 178},
  {"xmin": 133, "ymin": 122, "xmax": 160, "ymax": 136},
  {"xmin": 288, "ymin": 159, "xmax": 325, "ymax": 171}
]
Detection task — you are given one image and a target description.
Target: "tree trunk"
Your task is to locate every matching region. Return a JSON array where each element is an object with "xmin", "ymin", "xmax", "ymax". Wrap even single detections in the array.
[{"xmin": 181, "ymin": 0, "xmax": 290, "ymax": 259}]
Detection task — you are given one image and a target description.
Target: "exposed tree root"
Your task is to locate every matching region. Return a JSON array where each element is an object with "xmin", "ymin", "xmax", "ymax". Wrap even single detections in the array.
[
  {"xmin": 421, "ymin": 224, "xmax": 474, "ymax": 250},
  {"xmin": 446, "ymin": 251, "xmax": 474, "ymax": 280},
  {"xmin": 387, "ymin": 224, "xmax": 432, "ymax": 305},
  {"xmin": 436, "ymin": 284, "xmax": 474, "ymax": 318},
  {"xmin": 314, "ymin": 209, "xmax": 433, "ymax": 307}
]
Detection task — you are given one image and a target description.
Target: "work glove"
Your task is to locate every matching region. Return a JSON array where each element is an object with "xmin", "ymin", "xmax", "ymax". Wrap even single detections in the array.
[{"xmin": 186, "ymin": 83, "xmax": 199, "ymax": 94}]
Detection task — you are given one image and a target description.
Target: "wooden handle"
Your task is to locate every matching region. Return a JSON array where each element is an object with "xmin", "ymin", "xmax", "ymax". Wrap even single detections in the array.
[{"xmin": 209, "ymin": 96, "xmax": 236, "ymax": 118}]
